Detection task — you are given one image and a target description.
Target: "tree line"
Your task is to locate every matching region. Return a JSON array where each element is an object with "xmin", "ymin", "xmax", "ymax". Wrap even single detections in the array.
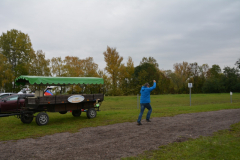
[{"xmin": 1, "ymin": 29, "xmax": 240, "ymax": 95}]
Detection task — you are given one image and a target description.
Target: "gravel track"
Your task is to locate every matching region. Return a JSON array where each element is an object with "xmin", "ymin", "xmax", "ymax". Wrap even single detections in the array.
[{"xmin": 0, "ymin": 109, "xmax": 240, "ymax": 160}]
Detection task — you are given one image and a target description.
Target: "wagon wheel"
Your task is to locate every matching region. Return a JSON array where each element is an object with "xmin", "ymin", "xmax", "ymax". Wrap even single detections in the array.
[
  {"xmin": 87, "ymin": 108, "xmax": 97, "ymax": 119},
  {"xmin": 59, "ymin": 111, "xmax": 68, "ymax": 114},
  {"xmin": 72, "ymin": 110, "xmax": 81, "ymax": 117},
  {"xmin": 21, "ymin": 113, "xmax": 33, "ymax": 124},
  {"xmin": 35, "ymin": 112, "xmax": 49, "ymax": 126}
]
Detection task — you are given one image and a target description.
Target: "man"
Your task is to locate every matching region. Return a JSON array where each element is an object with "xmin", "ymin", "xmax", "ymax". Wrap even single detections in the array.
[{"xmin": 137, "ymin": 80, "xmax": 156, "ymax": 125}]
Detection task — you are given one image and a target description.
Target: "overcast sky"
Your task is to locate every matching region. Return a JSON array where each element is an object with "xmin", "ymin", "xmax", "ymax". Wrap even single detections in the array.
[{"xmin": 1, "ymin": 0, "xmax": 239, "ymax": 72}]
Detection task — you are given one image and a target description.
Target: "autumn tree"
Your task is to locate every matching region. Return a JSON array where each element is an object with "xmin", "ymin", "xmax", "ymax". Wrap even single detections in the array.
[
  {"xmin": 29, "ymin": 50, "xmax": 50, "ymax": 76},
  {"xmin": 156, "ymin": 70, "xmax": 171, "ymax": 94},
  {"xmin": 103, "ymin": 46, "xmax": 123, "ymax": 95},
  {"xmin": 98, "ymin": 70, "xmax": 110, "ymax": 95},
  {"xmin": 63, "ymin": 56, "xmax": 83, "ymax": 77},
  {"xmin": 115, "ymin": 57, "xmax": 135, "ymax": 95},
  {"xmin": 172, "ymin": 61, "xmax": 191, "ymax": 93},
  {"xmin": 81, "ymin": 57, "xmax": 99, "ymax": 77},
  {"xmin": 63, "ymin": 56, "xmax": 100, "ymax": 94},
  {"xmin": 51, "ymin": 57, "xmax": 65, "ymax": 76},
  {"xmin": 63, "ymin": 56, "xmax": 99, "ymax": 77},
  {"xmin": 125, "ymin": 57, "xmax": 135, "ymax": 94}
]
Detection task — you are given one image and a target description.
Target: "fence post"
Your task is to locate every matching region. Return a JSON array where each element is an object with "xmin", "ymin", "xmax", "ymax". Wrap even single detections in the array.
[
  {"xmin": 190, "ymin": 88, "xmax": 191, "ymax": 106},
  {"xmin": 230, "ymin": 92, "xmax": 232, "ymax": 103}
]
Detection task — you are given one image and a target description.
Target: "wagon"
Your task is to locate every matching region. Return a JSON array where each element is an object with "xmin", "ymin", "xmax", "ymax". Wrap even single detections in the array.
[{"xmin": 0, "ymin": 75, "xmax": 104, "ymax": 126}]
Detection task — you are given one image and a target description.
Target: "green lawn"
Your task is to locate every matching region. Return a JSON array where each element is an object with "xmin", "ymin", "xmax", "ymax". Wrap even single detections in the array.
[{"xmin": 0, "ymin": 93, "xmax": 239, "ymax": 143}]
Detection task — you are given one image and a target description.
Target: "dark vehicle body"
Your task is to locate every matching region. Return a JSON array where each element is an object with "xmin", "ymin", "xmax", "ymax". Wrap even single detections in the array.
[
  {"xmin": 0, "ymin": 94, "xmax": 34, "ymax": 113},
  {"xmin": 25, "ymin": 94, "xmax": 103, "ymax": 112}
]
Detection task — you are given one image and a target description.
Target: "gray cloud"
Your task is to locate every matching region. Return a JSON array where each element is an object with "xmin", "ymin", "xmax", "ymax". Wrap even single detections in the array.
[{"xmin": 0, "ymin": 0, "xmax": 239, "ymax": 71}]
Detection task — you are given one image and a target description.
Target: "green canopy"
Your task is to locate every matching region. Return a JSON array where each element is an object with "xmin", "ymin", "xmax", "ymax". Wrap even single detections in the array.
[{"xmin": 15, "ymin": 75, "xmax": 104, "ymax": 86}]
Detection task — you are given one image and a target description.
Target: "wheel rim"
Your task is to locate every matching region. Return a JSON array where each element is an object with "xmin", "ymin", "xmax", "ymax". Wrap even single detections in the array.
[
  {"xmin": 39, "ymin": 115, "xmax": 48, "ymax": 124},
  {"xmin": 89, "ymin": 110, "xmax": 95, "ymax": 117}
]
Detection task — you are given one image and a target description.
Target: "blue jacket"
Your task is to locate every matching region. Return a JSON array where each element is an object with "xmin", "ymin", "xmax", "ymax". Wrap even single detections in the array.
[{"xmin": 140, "ymin": 82, "xmax": 156, "ymax": 103}]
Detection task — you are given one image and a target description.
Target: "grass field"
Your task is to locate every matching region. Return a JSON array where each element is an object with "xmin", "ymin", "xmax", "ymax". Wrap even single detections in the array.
[{"xmin": 0, "ymin": 93, "xmax": 240, "ymax": 159}]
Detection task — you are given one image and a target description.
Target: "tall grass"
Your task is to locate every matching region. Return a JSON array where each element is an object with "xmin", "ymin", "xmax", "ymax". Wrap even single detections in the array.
[{"xmin": 0, "ymin": 93, "xmax": 239, "ymax": 141}]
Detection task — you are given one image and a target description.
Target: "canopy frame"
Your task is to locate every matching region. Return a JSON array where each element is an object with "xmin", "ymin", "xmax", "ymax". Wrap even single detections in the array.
[{"xmin": 15, "ymin": 75, "xmax": 104, "ymax": 86}]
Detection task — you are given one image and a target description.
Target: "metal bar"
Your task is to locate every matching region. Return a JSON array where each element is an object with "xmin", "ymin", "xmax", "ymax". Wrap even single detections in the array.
[
  {"xmin": 190, "ymin": 88, "xmax": 191, "ymax": 106},
  {"xmin": 0, "ymin": 113, "xmax": 22, "ymax": 117}
]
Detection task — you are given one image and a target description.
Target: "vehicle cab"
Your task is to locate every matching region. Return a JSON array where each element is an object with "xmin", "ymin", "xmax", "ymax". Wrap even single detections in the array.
[
  {"xmin": 0, "ymin": 93, "xmax": 15, "ymax": 100},
  {"xmin": 0, "ymin": 94, "xmax": 34, "ymax": 113}
]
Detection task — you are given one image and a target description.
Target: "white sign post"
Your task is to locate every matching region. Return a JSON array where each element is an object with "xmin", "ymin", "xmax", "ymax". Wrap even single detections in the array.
[
  {"xmin": 230, "ymin": 92, "xmax": 232, "ymax": 103},
  {"xmin": 188, "ymin": 83, "xmax": 193, "ymax": 106}
]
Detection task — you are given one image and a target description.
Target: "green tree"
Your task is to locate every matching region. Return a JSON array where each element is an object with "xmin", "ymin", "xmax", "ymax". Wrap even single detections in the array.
[
  {"xmin": 0, "ymin": 54, "xmax": 13, "ymax": 92},
  {"xmin": 202, "ymin": 76, "xmax": 225, "ymax": 93},
  {"xmin": 0, "ymin": 29, "xmax": 34, "ymax": 91},
  {"xmin": 195, "ymin": 64, "xmax": 209, "ymax": 93},
  {"xmin": 103, "ymin": 46, "xmax": 123, "ymax": 95},
  {"xmin": 223, "ymin": 66, "xmax": 240, "ymax": 92},
  {"xmin": 235, "ymin": 58, "xmax": 240, "ymax": 69},
  {"xmin": 207, "ymin": 64, "xmax": 221, "ymax": 78},
  {"xmin": 188, "ymin": 62, "xmax": 208, "ymax": 93},
  {"xmin": 203, "ymin": 64, "xmax": 225, "ymax": 93},
  {"xmin": 140, "ymin": 57, "xmax": 159, "ymax": 68},
  {"xmin": 134, "ymin": 63, "xmax": 160, "ymax": 94}
]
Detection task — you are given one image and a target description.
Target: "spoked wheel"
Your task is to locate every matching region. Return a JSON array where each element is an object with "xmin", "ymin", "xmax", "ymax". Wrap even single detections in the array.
[
  {"xmin": 72, "ymin": 110, "xmax": 81, "ymax": 117},
  {"xmin": 21, "ymin": 113, "xmax": 33, "ymax": 124},
  {"xmin": 35, "ymin": 112, "xmax": 49, "ymax": 126},
  {"xmin": 87, "ymin": 108, "xmax": 97, "ymax": 119}
]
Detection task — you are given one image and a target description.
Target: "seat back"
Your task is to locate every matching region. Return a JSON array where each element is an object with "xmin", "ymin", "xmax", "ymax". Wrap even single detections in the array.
[{"xmin": 35, "ymin": 90, "xmax": 43, "ymax": 97}]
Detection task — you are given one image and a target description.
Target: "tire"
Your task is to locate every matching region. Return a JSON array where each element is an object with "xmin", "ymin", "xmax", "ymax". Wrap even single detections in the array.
[
  {"xmin": 72, "ymin": 110, "xmax": 81, "ymax": 117},
  {"xmin": 59, "ymin": 111, "xmax": 68, "ymax": 114},
  {"xmin": 21, "ymin": 113, "xmax": 33, "ymax": 124},
  {"xmin": 35, "ymin": 112, "xmax": 49, "ymax": 126},
  {"xmin": 87, "ymin": 108, "xmax": 97, "ymax": 119}
]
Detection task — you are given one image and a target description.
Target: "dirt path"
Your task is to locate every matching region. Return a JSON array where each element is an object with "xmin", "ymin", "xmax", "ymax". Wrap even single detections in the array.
[{"xmin": 0, "ymin": 109, "xmax": 240, "ymax": 160}]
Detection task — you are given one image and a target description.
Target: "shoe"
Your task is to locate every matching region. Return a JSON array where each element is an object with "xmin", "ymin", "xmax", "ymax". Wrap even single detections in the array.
[
  {"xmin": 146, "ymin": 119, "xmax": 151, "ymax": 122},
  {"xmin": 137, "ymin": 122, "xmax": 142, "ymax": 125}
]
